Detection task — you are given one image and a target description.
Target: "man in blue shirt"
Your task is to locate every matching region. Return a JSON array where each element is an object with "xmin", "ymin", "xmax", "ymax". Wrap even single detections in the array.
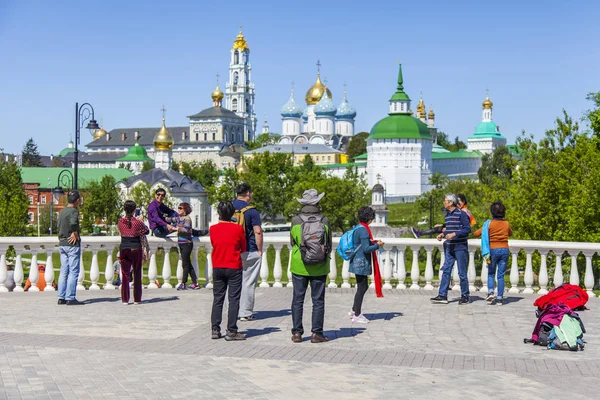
[
  {"xmin": 431, "ymin": 193, "xmax": 472, "ymax": 305},
  {"xmin": 233, "ymin": 183, "xmax": 263, "ymax": 321}
]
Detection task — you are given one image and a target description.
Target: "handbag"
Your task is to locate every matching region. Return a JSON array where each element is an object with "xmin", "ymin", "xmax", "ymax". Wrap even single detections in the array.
[{"xmin": 140, "ymin": 234, "xmax": 151, "ymax": 262}]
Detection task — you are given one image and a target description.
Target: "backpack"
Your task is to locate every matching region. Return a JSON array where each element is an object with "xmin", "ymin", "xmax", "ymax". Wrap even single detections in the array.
[
  {"xmin": 533, "ymin": 283, "xmax": 589, "ymax": 311},
  {"xmin": 232, "ymin": 205, "xmax": 255, "ymax": 228},
  {"xmin": 547, "ymin": 313, "xmax": 586, "ymax": 351},
  {"xmin": 297, "ymin": 213, "xmax": 328, "ymax": 265},
  {"xmin": 337, "ymin": 225, "xmax": 363, "ymax": 261}
]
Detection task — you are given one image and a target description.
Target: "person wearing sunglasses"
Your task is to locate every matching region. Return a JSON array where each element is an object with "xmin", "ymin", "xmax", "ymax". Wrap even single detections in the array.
[
  {"xmin": 171, "ymin": 202, "xmax": 200, "ymax": 290},
  {"xmin": 147, "ymin": 188, "xmax": 177, "ymax": 238}
]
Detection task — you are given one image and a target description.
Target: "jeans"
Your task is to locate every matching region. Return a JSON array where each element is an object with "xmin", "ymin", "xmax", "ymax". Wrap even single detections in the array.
[
  {"xmin": 120, "ymin": 248, "xmax": 143, "ymax": 303},
  {"xmin": 291, "ymin": 273, "xmax": 326, "ymax": 335},
  {"xmin": 238, "ymin": 251, "xmax": 262, "ymax": 318},
  {"xmin": 211, "ymin": 268, "xmax": 243, "ymax": 333},
  {"xmin": 489, "ymin": 248, "xmax": 509, "ymax": 298},
  {"xmin": 153, "ymin": 226, "xmax": 170, "ymax": 238},
  {"xmin": 438, "ymin": 245, "xmax": 469, "ymax": 297},
  {"xmin": 179, "ymin": 243, "xmax": 197, "ymax": 284},
  {"xmin": 352, "ymin": 274, "xmax": 369, "ymax": 316},
  {"xmin": 58, "ymin": 246, "xmax": 81, "ymax": 301}
]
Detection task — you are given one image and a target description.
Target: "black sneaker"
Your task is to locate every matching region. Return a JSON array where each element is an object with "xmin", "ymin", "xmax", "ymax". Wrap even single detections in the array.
[
  {"xmin": 410, "ymin": 227, "xmax": 421, "ymax": 239},
  {"xmin": 212, "ymin": 329, "xmax": 222, "ymax": 339},
  {"xmin": 57, "ymin": 299, "xmax": 67, "ymax": 305},
  {"xmin": 430, "ymin": 295, "xmax": 448, "ymax": 304},
  {"xmin": 495, "ymin": 298, "xmax": 505, "ymax": 306},
  {"xmin": 66, "ymin": 299, "xmax": 85, "ymax": 306},
  {"xmin": 224, "ymin": 331, "xmax": 246, "ymax": 341},
  {"xmin": 458, "ymin": 296, "xmax": 470, "ymax": 305},
  {"xmin": 485, "ymin": 292, "xmax": 495, "ymax": 302}
]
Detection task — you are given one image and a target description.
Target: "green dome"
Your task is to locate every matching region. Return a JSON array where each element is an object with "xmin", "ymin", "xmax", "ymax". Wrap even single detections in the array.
[
  {"xmin": 116, "ymin": 143, "xmax": 153, "ymax": 162},
  {"xmin": 58, "ymin": 147, "xmax": 75, "ymax": 157},
  {"xmin": 470, "ymin": 121, "xmax": 505, "ymax": 138},
  {"xmin": 369, "ymin": 114, "xmax": 432, "ymax": 140}
]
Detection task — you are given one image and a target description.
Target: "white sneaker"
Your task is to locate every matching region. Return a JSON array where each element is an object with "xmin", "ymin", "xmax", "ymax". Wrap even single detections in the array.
[
  {"xmin": 348, "ymin": 310, "xmax": 356, "ymax": 318},
  {"xmin": 122, "ymin": 302, "xmax": 129, "ymax": 306},
  {"xmin": 351, "ymin": 314, "xmax": 370, "ymax": 324}
]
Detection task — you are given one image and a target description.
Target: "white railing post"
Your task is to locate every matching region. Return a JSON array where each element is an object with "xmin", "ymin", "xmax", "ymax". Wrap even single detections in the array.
[
  {"xmin": 147, "ymin": 249, "xmax": 158, "ymax": 289},
  {"xmin": 554, "ymin": 252, "xmax": 563, "ymax": 288},
  {"xmin": 192, "ymin": 245, "xmax": 199, "ymax": 284},
  {"xmin": 467, "ymin": 249, "xmax": 476, "ymax": 293},
  {"xmin": 44, "ymin": 249, "xmax": 55, "ymax": 291},
  {"xmin": 341, "ymin": 259, "xmax": 351, "ymax": 288},
  {"xmin": 410, "ymin": 249, "xmax": 420, "ymax": 290},
  {"xmin": 569, "ymin": 253, "xmax": 579, "ymax": 287},
  {"xmin": 479, "ymin": 257, "xmax": 489, "ymax": 293},
  {"xmin": 105, "ymin": 251, "xmax": 115, "ymax": 290},
  {"xmin": 451, "ymin": 261, "xmax": 459, "ymax": 291},
  {"xmin": 423, "ymin": 246, "xmax": 434, "ymax": 290},
  {"xmin": 383, "ymin": 249, "xmax": 392, "ymax": 289},
  {"xmin": 89, "ymin": 248, "xmax": 100, "ymax": 290},
  {"xmin": 508, "ymin": 250, "xmax": 520, "ymax": 294},
  {"xmin": 522, "ymin": 251, "xmax": 534, "ymax": 294},
  {"xmin": 13, "ymin": 252, "xmax": 24, "ymax": 292},
  {"xmin": 273, "ymin": 245, "xmax": 284, "ymax": 288},
  {"xmin": 176, "ymin": 256, "xmax": 183, "ymax": 287},
  {"xmin": 77, "ymin": 251, "xmax": 85, "ymax": 291},
  {"xmin": 161, "ymin": 248, "xmax": 172, "ymax": 289},
  {"xmin": 28, "ymin": 252, "xmax": 39, "ymax": 292},
  {"xmin": 259, "ymin": 250, "xmax": 269, "ymax": 287},
  {"xmin": 205, "ymin": 248, "xmax": 213, "ymax": 289},
  {"xmin": 286, "ymin": 254, "xmax": 293, "ymax": 288},
  {"xmin": 537, "ymin": 250, "xmax": 549, "ymax": 294},
  {"xmin": 583, "ymin": 251, "xmax": 595, "ymax": 297},
  {"xmin": 396, "ymin": 248, "xmax": 406, "ymax": 289},
  {"xmin": 328, "ymin": 249, "xmax": 337, "ymax": 288},
  {"xmin": 0, "ymin": 248, "xmax": 7, "ymax": 292},
  {"xmin": 437, "ymin": 247, "xmax": 445, "ymax": 286}
]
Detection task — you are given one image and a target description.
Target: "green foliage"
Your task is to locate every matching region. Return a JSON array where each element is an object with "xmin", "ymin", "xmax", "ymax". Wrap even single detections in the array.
[
  {"xmin": 80, "ymin": 175, "xmax": 123, "ymax": 231},
  {"xmin": 0, "ymin": 155, "xmax": 28, "ymax": 235},
  {"xmin": 141, "ymin": 161, "xmax": 154, "ymax": 172},
  {"xmin": 585, "ymin": 92, "xmax": 600, "ymax": 139},
  {"xmin": 37, "ymin": 204, "xmax": 57, "ymax": 236},
  {"xmin": 180, "ymin": 159, "xmax": 220, "ymax": 190},
  {"xmin": 246, "ymin": 133, "xmax": 280, "ymax": 150},
  {"xmin": 207, "ymin": 169, "xmax": 240, "ymax": 205},
  {"xmin": 128, "ymin": 182, "xmax": 153, "ymax": 217},
  {"xmin": 477, "ymin": 146, "xmax": 515, "ymax": 186},
  {"xmin": 21, "ymin": 138, "xmax": 43, "ymax": 167},
  {"xmin": 436, "ymin": 131, "xmax": 467, "ymax": 152},
  {"xmin": 346, "ymin": 131, "xmax": 369, "ymax": 159}
]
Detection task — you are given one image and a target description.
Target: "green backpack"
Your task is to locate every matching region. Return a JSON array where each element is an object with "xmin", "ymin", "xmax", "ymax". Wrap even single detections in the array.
[{"xmin": 547, "ymin": 314, "xmax": 586, "ymax": 351}]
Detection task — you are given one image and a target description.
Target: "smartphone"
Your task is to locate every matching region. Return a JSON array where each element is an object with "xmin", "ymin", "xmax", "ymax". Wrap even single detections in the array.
[{"xmin": 135, "ymin": 208, "xmax": 141, "ymax": 217}]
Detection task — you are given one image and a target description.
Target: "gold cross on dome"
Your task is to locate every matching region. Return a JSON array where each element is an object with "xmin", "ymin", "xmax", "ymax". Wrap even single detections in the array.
[
  {"xmin": 316, "ymin": 59, "xmax": 321, "ymax": 74},
  {"xmin": 161, "ymin": 105, "xmax": 167, "ymax": 119},
  {"xmin": 216, "ymin": 73, "xmax": 220, "ymax": 84}
]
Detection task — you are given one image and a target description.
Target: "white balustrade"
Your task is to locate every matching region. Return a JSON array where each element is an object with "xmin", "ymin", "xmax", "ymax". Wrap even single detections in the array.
[
  {"xmin": 259, "ymin": 250, "xmax": 269, "ymax": 288},
  {"xmin": 423, "ymin": 246, "xmax": 434, "ymax": 290},
  {"xmin": 89, "ymin": 248, "xmax": 100, "ymax": 290},
  {"xmin": 147, "ymin": 250, "xmax": 158, "ymax": 289},
  {"xmin": 554, "ymin": 253, "xmax": 564, "ymax": 287},
  {"xmin": 105, "ymin": 252, "xmax": 115, "ymax": 290},
  {"xmin": 410, "ymin": 249, "xmax": 420, "ymax": 290},
  {"xmin": 161, "ymin": 250, "xmax": 172, "ymax": 289},
  {"xmin": 13, "ymin": 253, "xmax": 24, "ymax": 292},
  {"xmin": 176, "ymin": 257, "xmax": 183, "ymax": 287},
  {"xmin": 286, "ymin": 255, "xmax": 292, "ymax": 288},
  {"xmin": 341, "ymin": 259, "xmax": 351, "ymax": 288},
  {"xmin": 479, "ymin": 257, "xmax": 489, "ymax": 293},
  {"xmin": 537, "ymin": 250, "xmax": 549, "ymax": 295},
  {"xmin": 383, "ymin": 249, "xmax": 392, "ymax": 289},
  {"xmin": 437, "ymin": 248, "xmax": 445, "ymax": 287},
  {"xmin": 583, "ymin": 251, "xmax": 595, "ymax": 297},
  {"xmin": 468, "ymin": 249, "xmax": 476, "ymax": 293},
  {"xmin": 76, "ymin": 251, "xmax": 85, "ymax": 291},
  {"xmin": 569, "ymin": 254, "xmax": 579, "ymax": 286},
  {"xmin": 274, "ymin": 245, "xmax": 284, "ymax": 288},
  {"xmin": 205, "ymin": 248, "xmax": 213, "ymax": 288},
  {"xmin": 451, "ymin": 261, "xmax": 459, "ymax": 291},
  {"xmin": 327, "ymin": 249, "xmax": 337, "ymax": 288},
  {"xmin": 508, "ymin": 250, "xmax": 519, "ymax": 294},
  {"xmin": 396, "ymin": 248, "xmax": 406, "ymax": 289},
  {"xmin": 0, "ymin": 248, "xmax": 7, "ymax": 292},
  {"xmin": 29, "ymin": 252, "xmax": 39, "ymax": 291},
  {"xmin": 522, "ymin": 251, "xmax": 534, "ymax": 294}
]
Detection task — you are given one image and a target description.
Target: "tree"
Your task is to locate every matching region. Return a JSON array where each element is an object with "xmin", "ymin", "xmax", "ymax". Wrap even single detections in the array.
[
  {"xmin": 21, "ymin": 138, "xmax": 43, "ymax": 167},
  {"xmin": 37, "ymin": 204, "xmax": 57, "ymax": 236},
  {"xmin": 436, "ymin": 131, "xmax": 467, "ymax": 152},
  {"xmin": 80, "ymin": 175, "xmax": 123, "ymax": 232},
  {"xmin": 207, "ymin": 168, "xmax": 240, "ymax": 205},
  {"xmin": 181, "ymin": 160, "xmax": 220, "ymax": 190},
  {"xmin": 477, "ymin": 146, "xmax": 515, "ymax": 185},
  {"xmin": 246, "ymin": 133, "xmax": 280, "ymax": 150},
  {"xmin": 141, "ymin": 161, "xmax": 154, "ymax": 172},
  {"xmin": 0, "ymin": 154, "xmax": 28, "ymax": 235},
  {"xmin": 129, "ymin": 182, "xmax": 153, "ymax": 217},
  {"xmin": 346, "ymin": 131, "xmax": 369, "ymax": 159},
  {"xmin": 585, "ymin": 92, "xmax": 600, "ymax": 139}
]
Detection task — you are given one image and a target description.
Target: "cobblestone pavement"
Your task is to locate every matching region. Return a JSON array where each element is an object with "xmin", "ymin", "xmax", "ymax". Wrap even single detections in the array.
[{"xmin": 0, "ymin": 288, "xmax": 598, "ymax": 399}]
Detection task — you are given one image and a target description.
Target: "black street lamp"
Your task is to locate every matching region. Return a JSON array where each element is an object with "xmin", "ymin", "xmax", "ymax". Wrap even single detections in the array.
[
  {"xmin": 74, "ymin": 103, "xmax": 99, "ymax": 190},
  {"xmin": 50, "ymin": 170, "xmax": 74, "ymax": 235}
]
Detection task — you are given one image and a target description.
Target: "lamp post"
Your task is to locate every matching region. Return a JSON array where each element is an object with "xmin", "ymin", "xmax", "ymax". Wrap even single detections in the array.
[
  {"xmin": 74, "ymin": 103, "xmax": 99, "ymax": 190},
  {"xmin": 36, "ymin": 202, "xmax": 40, "ymax": 237},
  {"xmin": 50, "ymin": 170, "xmax": 74, "ymax": 235}
]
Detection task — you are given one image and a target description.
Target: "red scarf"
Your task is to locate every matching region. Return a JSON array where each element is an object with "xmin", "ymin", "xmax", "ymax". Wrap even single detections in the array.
[{"xmin": 359, "ymin": 222, "xmax": 383, "ymax": 298}]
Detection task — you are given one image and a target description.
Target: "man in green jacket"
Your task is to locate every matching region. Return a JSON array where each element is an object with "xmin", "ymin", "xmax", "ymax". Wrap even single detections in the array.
[{"xmin": 289, "ymin": 189, "xmax": 332, "ymax": 344}]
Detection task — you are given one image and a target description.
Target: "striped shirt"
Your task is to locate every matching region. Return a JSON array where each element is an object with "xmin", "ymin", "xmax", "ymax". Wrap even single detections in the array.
[{"xmin": 443, "ymin": 207, "xmax": 471, "ymax": 250}]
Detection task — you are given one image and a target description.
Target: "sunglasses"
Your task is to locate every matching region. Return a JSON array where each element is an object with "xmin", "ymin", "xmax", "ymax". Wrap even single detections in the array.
[
  {"xmin": 156, "ymin": 193, "xmax": 166, "ymax": 198},
  {"xmin": 178, "ymin": 207, "xmax": 184, "ymax": 210}
]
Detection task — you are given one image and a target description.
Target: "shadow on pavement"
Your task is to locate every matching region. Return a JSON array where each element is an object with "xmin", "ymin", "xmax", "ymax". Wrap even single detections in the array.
[
  {"xmin": 364, "ymin": 312, "xmax": 403, "ymax": 321},
  {"xmin": 253, "ymin": 309, "xmax": 292, "ymax": 319},
  {"xmin": 83, "ymin": 297, "xmax": 121, "ymax": 304},
  {"xmin": 244, "ymin": 327, "xmax": 282, "ymax": 338},
  {"xmin": 141, "ymin": 296, "xmax": 180, "ymax": 304},
  {"xmin": 325, "ymin": 327, "xmax": 366, "ymax": 341}
]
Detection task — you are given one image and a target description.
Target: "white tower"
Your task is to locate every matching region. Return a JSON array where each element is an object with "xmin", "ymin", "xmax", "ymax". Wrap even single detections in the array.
[
  {"xmin": 370, "ymin": 183, "xmax": 389, "ymax": 227},
  {"xmin": 262, "ymin": 116, "xmax": 270, "ymax": 134},
  {"xmin": 467, "ymin": 90, "xmax": 507, "ymax": 154},
  {"xmin": 335, "ymin": 84, "xmax": 356, "ymax": 137},
  {"xmin": 225, "ymin": 27, "xmax": 257, "ymax": 142},
  {"xmin": 153, "ymin": 114, "xmax": 174, "ymax": 171},
  {"xmin": 281, "ymin": 84, "xmax": 303, "ymax": 138}
]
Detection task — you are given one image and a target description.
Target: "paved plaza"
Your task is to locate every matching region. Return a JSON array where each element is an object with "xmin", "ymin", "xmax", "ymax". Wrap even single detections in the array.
[{"xmin": 0, "ymin": 287, "xmax": 598, "ymax": 399}]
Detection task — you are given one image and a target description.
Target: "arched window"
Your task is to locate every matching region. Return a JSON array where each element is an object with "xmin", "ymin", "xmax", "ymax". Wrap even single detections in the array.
[
  {"xmin": 232, "ymin": 99, "xmax": 238, "ymax": 112},
  {"xmin": 245, "ymin": 99, "xmax": 249, "ymax": 112},
  {"xmin": 234, "ymin": 72, "xmax": 239, "ymax": 85},
  {"xmin": 203, "ymin": 132, "xmax": 207, "ymax": 141},
  {"xmin": 234, "ymin": 51, "xmax": 239, "ymax": 64}
]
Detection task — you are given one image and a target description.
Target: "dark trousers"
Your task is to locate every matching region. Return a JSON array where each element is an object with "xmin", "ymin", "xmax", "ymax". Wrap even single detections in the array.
[
  {"xmin": 352, "ymin": 274, "xmax": 369, "ymax": 316},
  {"xmin": 153, "ymin": 226, "xmax": 169, "ymax": 238},
  {"xmin": 120, "ymin": 248, "xmax": 143, "ymax": 303},
  {"xmin": 291, "ymin": 273, "xmax": 326, "ymax": 335},
  {"xmin": 211, "ymin": 268, "xmax": 243, "ymax": 333},
  {"xmin": 179, "ymin": 243, "xmax": 197, "ymax": 284},
  {"xmin": 421, "ymin": 226, "xmax": 444, "ymax": 236}
]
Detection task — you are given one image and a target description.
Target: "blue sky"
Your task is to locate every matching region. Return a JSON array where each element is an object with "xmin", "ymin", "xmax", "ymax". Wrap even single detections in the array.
[{"xmin": 0, "ymin": 0, "xmax": 598, "ymax": 155}]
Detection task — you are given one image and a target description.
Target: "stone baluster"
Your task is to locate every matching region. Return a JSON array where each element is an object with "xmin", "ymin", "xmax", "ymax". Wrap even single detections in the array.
[
  {"xmin": 451, "ymin": 261, "xmax": 459, "ymax": 291},
  {"xmin": 0, "ymin": 248, "xmax": 7, "ymax": 292},
  {"xmin": 537, "ymin": 250, "xmax": 549, "ymax": 295},
  {"xmin": 423, "ymin": 246, "xmax": 434, "ymax": 290},
  {"xmin": 341, "ymin": 259, "xmax": 351, "ymax": 288},
  {"xmin": 383, "ymin": 249, "xmax": 392, "ymax": 289},
  {"xmin": 396, "ymin": 248, "xmax": 406, "ymax": 289},
  {"xmin": 205, "ymin": 249, "xmax": 213, "ymax": 289},
  {"xmin": 569, "ymin": 253, "xmax": 579, "ymax": 287},
  {"xmin": 89, "ymin": 248, "xmax": 100, "ymax": 290},
  {"xmin": 13, "ymin": 252, "xmax": 24, "ymax": 292},
  {"xmin": 410, "ymin": 249, "xmax": 420, "ymax": 290},
  {"xmin": 479, "ymin": 257, "xmax": 489, "ymax": 292},
  {"xmin": 192, "ymin": 246, "xmax": 199, "ymax": 283},
  {"xmin": 327, "ymin": 249, "xmax": 337, "ymax": 288},
  {"xmin": 554, "ymin": 252, "xmax": 563, "ymax": 288},
  {"xmin": 522, "ymin": 251, "xmax": 534, "ymax": 294},
  {"xmin": 44, "ymin": 250, "xmax": 55, "ymax": 291},
  {"xmin": 273, "ymin": 245, "xmax": 284, "ymax": 288},
  {"xmin": 176, "ymin": 257, "xmax": 183, "ymax": 288},
  {"xmin": 286, "ymin": 255, "xmax": 293, "ymax": 288},
  {"xmin": 508, "ymin": 250, "xmax": 520, "ymax": 293},
  {"xmin": 259, "ymin": 250, "xmax": 269, "ymax": 287},
  {"xmin": 104, "ymin": 252, "xmax": 115, "ymax": 290},
  {"xmin": 28, "ymin": 251, "xmax": 39, "ymax": 291},
  {"xmin": 467, "ymin": 249, "xmax": 476, "ymax": 293},
  {"xmin": 161, "ymin": 250, "xmax": 172, "ymax": 289},
  {"xmin": 437, "ymin": 247, "xmax": 445, "ymax": 285},
  {"xmin": 147, "ymin": 249, "xmax": 158, "ymax": 289},
  {"xmin": 583, "ymin": 251, "xmax": 595, "ymax": 297},
  {"xmin": 77, "ymin": 251, "xmax": 85, "ymax": 291}
]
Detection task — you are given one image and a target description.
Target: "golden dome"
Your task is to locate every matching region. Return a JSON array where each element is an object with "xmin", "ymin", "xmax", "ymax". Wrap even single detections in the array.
[
  {"xmin": 211, "ymin": 84, "xmax": 224, "ymax": 102},
  {"xmin": 237, "ymin": 158, "xmax": 248, "ymax": 174},
  {"xmin": 232, "ymin": 28, "xmax": 248, "ymax": 51},
  {"xmin": 482, "ymin": 96, "xmax": 493, "ymax": 109},
  {"xmin": 305, "ymin": 74, "xmax": 332, "ymax": 105},
  {"xmin": 416, "ymin": 97, "xmax": 426, "ymax": 115},
  {"xmin": 93, "ymin": 126, "xmax": 107, "ymax": 140},
  {"xmin": 428, "ymin": 107, "xmax": 435, "ymax": 120},
  {"xmin": 153, "ymin": 118, "xmax": 174, "ymax": 151},
  {"xmin": 409, "ymin": 108, "xmax": 414, "ymax": 116}
]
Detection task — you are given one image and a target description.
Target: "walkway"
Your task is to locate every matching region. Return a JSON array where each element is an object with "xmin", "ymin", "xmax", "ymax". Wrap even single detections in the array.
[{"xmin": 0, "ymin": 288, "xmax": 598, "ymax": 399}]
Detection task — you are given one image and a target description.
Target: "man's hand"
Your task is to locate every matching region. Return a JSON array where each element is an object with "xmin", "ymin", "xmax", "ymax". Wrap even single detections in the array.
[
  {"xmin": 136, "ymin": 216, "xmax": 144, "ymax": 222},
  {"xmin": 257, "ymin": 250, "xmax": 263, "ymax": 257},
  {"xmin": 436, "ymin": 233, "xmax": 444, "ymax": 241},
  {"xmin": 376, "ymin": 240, "xmax": 385, "ymax": 247},
  {"xmin": 446, "ymin": 233, "xmax": 456, "ymax": 240},
  {"xmin": 168, "ymin": 225, "xmax": 177, "ymax": 232},
  {"xmin": 67, "ymin": 232, "xmax": 79, "ymax": 245}
]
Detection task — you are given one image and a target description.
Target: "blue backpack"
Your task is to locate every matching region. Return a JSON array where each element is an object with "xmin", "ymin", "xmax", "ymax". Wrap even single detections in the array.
[{"xmin": 337, "ymin": 225, "xmax": 363, "ymax": 261}]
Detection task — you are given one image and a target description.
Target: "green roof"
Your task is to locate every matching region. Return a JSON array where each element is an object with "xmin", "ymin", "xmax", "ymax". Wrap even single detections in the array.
[
  {"xmin": 57, "ymin": 144, "xmax": 75, "ymax": 157},
  {"xmin": 389, "ymin": 64, "xmax": 411, "ymax": 102},
  {"xmin": 369, "ymin": 114, "xmax": 432, "ymax": 140},
  {"xmin": 432, "ymin": 143, "xmax": 450, "ymax": 153},
  {"xmin": 431, "ymin": 149, "xmax": 484, "ymax": 159},
  {"xmin": 353, "ymin": 153, "xmax": 368, "ymax": 160},
  {"xmin": 20, "ymin": 167, "xmax": 135, "ymax": 189},
  {"xmin": 469, "ymin": 121, "xmax": 506, "ymax": 139},
  {"xmin": 116, "ymin": 143, "xmax": 153, "ymax": 162},
  {"xmin": 318, "ymin": 162, "xmax": 367, "ymax": 169}
]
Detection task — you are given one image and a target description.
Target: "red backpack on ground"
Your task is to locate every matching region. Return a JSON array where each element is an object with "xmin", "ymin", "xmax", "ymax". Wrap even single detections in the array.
[{"xmin": 533, "ymin": 284, "xmax": 589, "ymax": 311}]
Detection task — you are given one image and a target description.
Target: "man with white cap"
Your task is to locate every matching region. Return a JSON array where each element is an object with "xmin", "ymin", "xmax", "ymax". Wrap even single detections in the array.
[{"xmin": 289, "ymin": 189, "xmax": 332, "ymax": 343}]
